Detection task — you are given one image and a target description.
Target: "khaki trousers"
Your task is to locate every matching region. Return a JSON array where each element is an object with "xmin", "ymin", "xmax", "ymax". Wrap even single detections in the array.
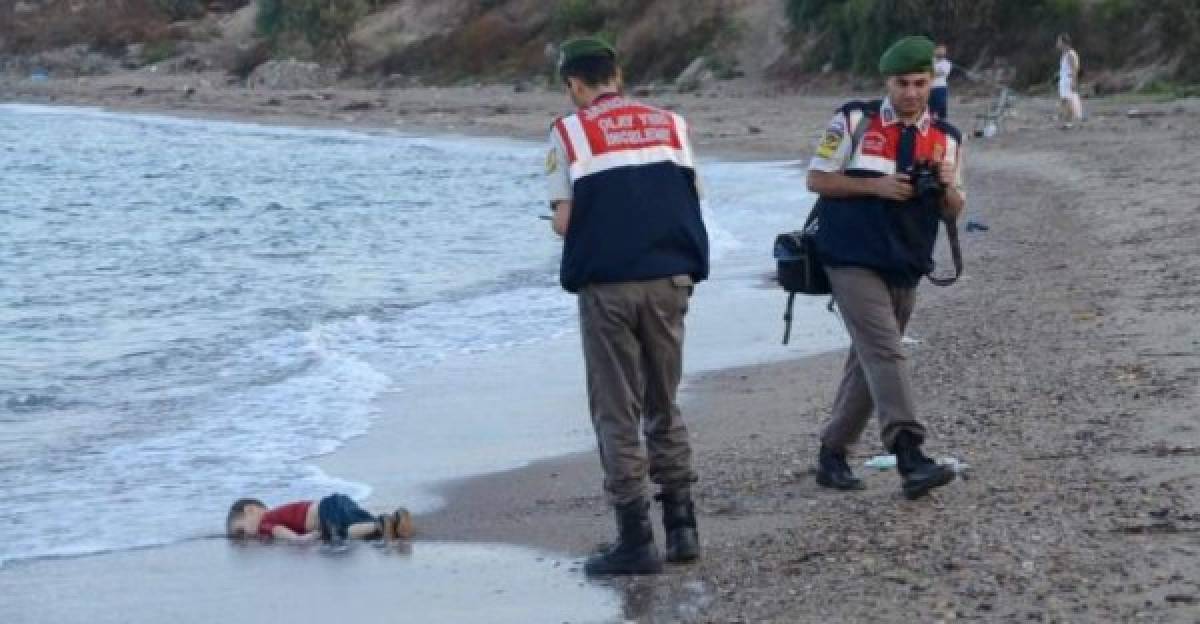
[
  {"xmin": 821, "ymin": 266, "xmax": 927, "ymax": 451},
  {"xmin": 579, "ymin": 276, "xmax": 697, "ymax": 505}
]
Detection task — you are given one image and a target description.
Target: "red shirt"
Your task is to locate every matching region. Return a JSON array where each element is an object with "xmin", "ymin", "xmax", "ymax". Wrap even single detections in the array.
[{"xmin": 258, "ymin": 501, "xmax": 312, "ymax": 537}]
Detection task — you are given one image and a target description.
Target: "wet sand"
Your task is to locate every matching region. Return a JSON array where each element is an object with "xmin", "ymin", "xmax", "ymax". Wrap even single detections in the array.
[
  {"xmin": 414, "ymin": 96, "xmax": 1200, "ymax": 622},
  {"xmin": 3, "ymin": 74, "xmax": 1200, "ymax": 621},
  {"xmin": 0, "ymin": 539, "xmax": 622, "ymax": 624}
]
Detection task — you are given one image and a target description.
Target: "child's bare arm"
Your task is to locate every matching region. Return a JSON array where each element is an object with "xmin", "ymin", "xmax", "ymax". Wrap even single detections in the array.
[{"xmin": 270, "ymin": 526, "xmax": 316, "ymax": 542}]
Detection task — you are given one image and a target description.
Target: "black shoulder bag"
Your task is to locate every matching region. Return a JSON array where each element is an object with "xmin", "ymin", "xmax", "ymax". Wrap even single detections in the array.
[{"xmin": 774, "ymin": 110, "xmax": 874, "ymax": 344}]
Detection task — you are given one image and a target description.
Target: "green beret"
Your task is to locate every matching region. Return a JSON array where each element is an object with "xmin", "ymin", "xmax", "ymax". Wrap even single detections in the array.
[
  {"xmin": 557, "ymin": 37, "xmax": 616, "ymax": 71},
  {"xmin": 879, "ymin": 36, "xmax": 935, "ymax": 76}
]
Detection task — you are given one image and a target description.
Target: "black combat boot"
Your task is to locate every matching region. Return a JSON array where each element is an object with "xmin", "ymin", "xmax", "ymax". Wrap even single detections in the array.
[
  {"xmin": 815, "ymin": 445, "xmax": 866, "ymax": 491},
  {"xmin": 584, "ymin": 498, "xmax": 663, "ymax": 576},
  {"xmin": 657, "ymin": 489, "xmax": 700, "ymax": 563},
  {"xmin": 892, "ymin": 431, "xmax": 955, "ymax": 500}
]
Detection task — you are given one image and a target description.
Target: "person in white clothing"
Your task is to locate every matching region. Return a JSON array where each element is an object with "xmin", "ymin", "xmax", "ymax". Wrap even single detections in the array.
[
  {"xmin": 1057, "ymin": 33, "xmax": 1083, "ymax": 123},
  {"xmin": 929, "ymin": 43, "xmax": 952, "ymax": 120}
]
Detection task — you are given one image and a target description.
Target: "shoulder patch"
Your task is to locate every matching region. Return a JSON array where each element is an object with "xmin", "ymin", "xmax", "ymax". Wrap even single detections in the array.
[
  {"xmin": 545, "ymin": 147, "xmax": 559, "ymax": 174},
  {"xmin": 816, "ymin": 128, "xmax": 844, "ymax": 159}
]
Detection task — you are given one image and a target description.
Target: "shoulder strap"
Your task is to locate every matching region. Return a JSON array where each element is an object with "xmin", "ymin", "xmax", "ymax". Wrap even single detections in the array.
[
  {"xmin": 782, "ymin": 292, "xmax": 796, "ymax": 345},
  {"xmin": 849, "ymin": 106, "xmax": 876, "ymax": 158},
  {"xmin": 927, "ymin": 121, "xmax": 965, "ymax": 287},
  {"xmin": 803, "ymin": 104, "xmax": 879, "ymax": 229},
  {"xmin": 927, "ymin": 217, "xmax": 963, "ymax": 286}
]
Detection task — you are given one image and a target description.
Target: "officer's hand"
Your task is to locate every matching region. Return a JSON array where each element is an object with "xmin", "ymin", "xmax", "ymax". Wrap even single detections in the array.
[
  {"xmin": 870, "ymin": 174, "xmax": 915, "ymax": 201},
  {"xmin": 937, "ymin": 164, "xmax": 956, "ymax": 190}
]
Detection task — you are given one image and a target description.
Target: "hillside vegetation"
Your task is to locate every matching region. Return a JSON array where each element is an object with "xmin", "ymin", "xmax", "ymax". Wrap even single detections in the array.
[
  {"xmin": 784, "ymin": 0, "xmax": 1200, "ymax": 87},
  {"xmin": 1, "ymin": 0, "xmax": 1197, "ymax": 91}
]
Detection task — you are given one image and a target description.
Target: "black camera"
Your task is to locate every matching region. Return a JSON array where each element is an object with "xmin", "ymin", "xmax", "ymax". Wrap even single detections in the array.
[{"xmin": 910, "ymin": 161, "xmax": 945, "ymax": 203}]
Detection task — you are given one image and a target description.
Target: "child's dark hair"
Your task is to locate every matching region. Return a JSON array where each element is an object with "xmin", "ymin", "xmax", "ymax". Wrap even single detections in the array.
[
  {"xmin": 1058, "ymin": 32, "xmax": 1072, "ymax": 46},
  {"xmin": 226, "ymin": 498, "xmax": 266, "ymax": 537},
  {"xmin": 560, "ymin": 54, "xmax": 619, "ymax": 88}
]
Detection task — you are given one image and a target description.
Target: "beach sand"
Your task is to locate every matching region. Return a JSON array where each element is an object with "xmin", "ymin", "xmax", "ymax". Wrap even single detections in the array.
[{"xmin": 3, "ymin": 74, "xmax": 1200, "ymax": 621}]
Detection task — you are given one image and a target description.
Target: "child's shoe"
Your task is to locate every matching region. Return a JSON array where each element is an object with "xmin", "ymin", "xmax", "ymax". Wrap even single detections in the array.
[{"xmin": 392, "ymin": 508, "xmax": 415, "ymax": 540}]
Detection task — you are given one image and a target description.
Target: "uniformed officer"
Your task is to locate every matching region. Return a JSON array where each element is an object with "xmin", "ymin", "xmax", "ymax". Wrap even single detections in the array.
[
  {"xmin": 546, "ymin": 37, "xmax": 709, "ymax": 575},
  {"xmin": 806, "ymin": 36, "xmax": 966, "ymax": 500}
]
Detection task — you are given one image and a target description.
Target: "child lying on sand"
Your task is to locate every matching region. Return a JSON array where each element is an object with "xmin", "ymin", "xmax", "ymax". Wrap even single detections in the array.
[{"xmin": 226, "ymin": 493, "xmax": 413, "ymax": 543}]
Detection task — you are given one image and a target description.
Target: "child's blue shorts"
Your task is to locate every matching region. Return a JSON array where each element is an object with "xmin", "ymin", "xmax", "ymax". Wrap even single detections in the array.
[{"xmin": 317, "ymin": 493, "xmax": 374, "ymax": 539}]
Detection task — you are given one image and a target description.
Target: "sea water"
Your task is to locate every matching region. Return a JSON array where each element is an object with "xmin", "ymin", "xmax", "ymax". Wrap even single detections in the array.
[{"xmin": 0, "ymin": 104, "xmax": 846, "ymax": 567}]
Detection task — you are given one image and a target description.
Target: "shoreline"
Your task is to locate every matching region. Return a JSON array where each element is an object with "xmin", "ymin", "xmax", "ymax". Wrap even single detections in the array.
[
  {"xmin": 0, "ymin": 71, "xmax": 959, "ymax": 161},
  {"xmin": 0, "ymin": 81, "xmax": 813, "ymax": 163},
  {"xmin": 0, "ymin": 95, "xmax": 845, "ymax": 569},
  {"xmin": 4, "ymin": 79, "xmax": 1200, "ymax": 621},
  {"xmin": 415, "ymin": 348, "xmax": 852, "ymax": 556},
  {"xmin": 321, "ymin": 88, "xmax": 1200, "ymax": 621}
]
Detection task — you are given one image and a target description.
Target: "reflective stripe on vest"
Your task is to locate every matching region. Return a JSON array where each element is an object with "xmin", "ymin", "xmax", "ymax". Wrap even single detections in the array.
[
  {"xmin": 843, "ymin": 111, "xmax": 960, "ymax": 176},
  {"xmin": 554, "ymin": 96, "xmax": 695, "ymax": 183}
]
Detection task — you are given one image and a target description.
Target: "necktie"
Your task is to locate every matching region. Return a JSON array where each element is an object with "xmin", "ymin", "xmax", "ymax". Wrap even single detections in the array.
[{"xmin": 897, "ymin": 125, "xmax": 918, "ymax": 174}]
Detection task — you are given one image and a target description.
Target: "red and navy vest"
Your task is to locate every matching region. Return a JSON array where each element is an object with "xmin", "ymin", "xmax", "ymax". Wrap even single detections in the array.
[
  {"xmin": 553, "ymin": 94, "xmax": 709, "ymax": 293},
  {"xmin": 814, "ymin": 100, "xmax": 962, "ymax": 287}
]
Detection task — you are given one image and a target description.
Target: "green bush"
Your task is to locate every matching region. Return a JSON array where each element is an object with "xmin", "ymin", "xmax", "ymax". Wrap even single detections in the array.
[
  {"xmin": 786, "ymin": 0, "xmax": 937, "ymax": 73},
  {"xmin": 257, "ymin": 0, "xmax": 369, "ymax": 64},
  {"xmin": 154, "ymin": 0, "xmax": 207, "ymax": 21},
  {"xmin": 785, "ymin": 0, "xmax": 1198, "ymax": 87},
  {"xmin": 552, "ymin": 0, "xmax": 609, "ymax": 36}
]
